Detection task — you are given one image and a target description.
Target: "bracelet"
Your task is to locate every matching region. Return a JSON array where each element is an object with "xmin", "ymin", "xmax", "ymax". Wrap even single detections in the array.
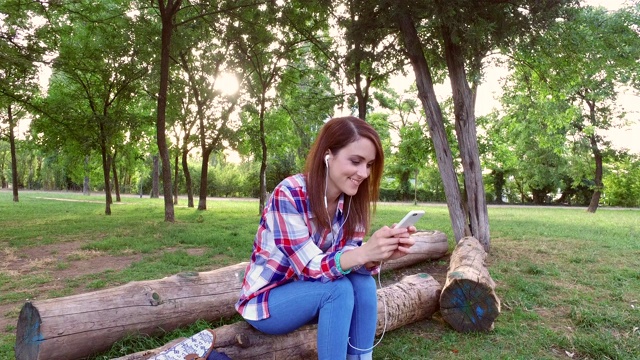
[{"xmin": 335, "ymin": 251, "xmax": 352, "ymax": 275}]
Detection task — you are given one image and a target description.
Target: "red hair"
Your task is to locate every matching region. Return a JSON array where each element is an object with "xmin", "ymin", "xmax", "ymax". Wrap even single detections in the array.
[{"xmin": 304, "ymin": 116, "xmax": 384, "ymax": 238}]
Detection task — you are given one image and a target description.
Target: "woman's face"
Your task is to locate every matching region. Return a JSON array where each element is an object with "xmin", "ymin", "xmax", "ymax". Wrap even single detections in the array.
[{"xmin": 326, "ymin": 137, "xmax": 376, "ymax": 201}]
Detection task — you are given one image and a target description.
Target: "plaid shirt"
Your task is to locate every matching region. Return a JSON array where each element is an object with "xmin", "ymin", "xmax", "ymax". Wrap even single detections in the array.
[{"xmin": 235, "ymin": 174, "xmax": 377, "ymax": 321}]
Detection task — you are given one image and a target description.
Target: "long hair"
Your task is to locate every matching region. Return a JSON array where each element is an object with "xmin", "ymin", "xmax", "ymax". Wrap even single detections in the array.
[{"xmin": 304, "ymin": 116, "xmax": 384, "ymax": 239}]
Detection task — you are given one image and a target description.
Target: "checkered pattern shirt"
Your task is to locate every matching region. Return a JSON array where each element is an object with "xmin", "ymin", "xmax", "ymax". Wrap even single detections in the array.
[{"xmin": 235, "ymin": 174, "xmax": 376, "ymax": 321}]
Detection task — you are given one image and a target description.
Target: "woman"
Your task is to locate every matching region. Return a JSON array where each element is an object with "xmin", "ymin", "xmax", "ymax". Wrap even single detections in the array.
[{"xmin": 235, "ymin": 116, "xmax": 416, "ymax": 360}]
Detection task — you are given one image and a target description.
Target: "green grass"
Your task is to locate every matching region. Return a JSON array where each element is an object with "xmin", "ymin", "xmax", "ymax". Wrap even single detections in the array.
[{"xmin": 1, "ymin": 190, "xmax": 639, "ymax": 359}]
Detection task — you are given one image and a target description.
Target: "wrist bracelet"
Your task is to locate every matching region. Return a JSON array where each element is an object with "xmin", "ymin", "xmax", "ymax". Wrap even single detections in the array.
[{"xmin": 335, "ymin": 251, "xmax": 352, "ymax": 275}]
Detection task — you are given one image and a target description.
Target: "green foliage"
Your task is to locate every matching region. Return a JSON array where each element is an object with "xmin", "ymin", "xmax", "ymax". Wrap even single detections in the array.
[
  {"xmin": 602, "ymin": 153, "xmax": 640, "ymax": 207},
  {"xmin": 490, "ymin": 4, "xmax": 640, "ymax": 208}
]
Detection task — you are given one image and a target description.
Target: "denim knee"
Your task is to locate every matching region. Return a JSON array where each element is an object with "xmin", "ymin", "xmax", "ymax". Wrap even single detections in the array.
[
  {"xmin": 327, "ymin": 275, "xmax": 355, "ymax": 309},
  {"xmin": 348, "ymin": 273, "xmax": 377, "ymax": 310}
]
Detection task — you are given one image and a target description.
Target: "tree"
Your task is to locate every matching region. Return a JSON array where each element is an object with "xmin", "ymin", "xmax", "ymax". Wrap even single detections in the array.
[
  {"xmin": 152, "ymin": 0, "xmax": 182, "ymax": 221},
  {"xmin": 32, "ymin": 0, "xmax": 151, "ymax": 215},
  {"xmin": 507, "ymin": 5, "xmax": 640, "ymax": 212},
  {"xmin": 330, "ymin": 0, "xmax": 406, "ymax": 120},
  {"xmin": 492, "ymin": 65, "xmax": 578, "ymax": 204},
  {"xmin": 141, "ymin": 0, "xmax": 271, "ymax": 219},
  {"xmin": 394, "ymin": 6, "xmax": 471, "ymax": 246},
  {"xmin": 374, "ymin": 86, "xmax": 433, "ymax": 203},
  {"xmin": 0, "ymin": 0, "xmax": 49, "ymax": 202},
  {"xmin": 175, "ymin": 18, "xmax": 242, "ymax": 211},
  {"xmin": 173, "ymin": 87, "xmax": 197, "ymax": 207},
  {"xmin": 391, "ymin": 0, "xmax": 572, "ymax": 251},
  {"xmin": 232, "ymin": 1, "xmax": 323, "ymax": 212},
  {"xmin": 277, "ymin": 48, "xmax": 340, "ymax": 167},
  {"xmin": 397, "ymin": 123, "xmax": 432, "ymax": 203},
  {"xmin": 603, "ymin": 152, "xmax": 640, "ymax": 207}
]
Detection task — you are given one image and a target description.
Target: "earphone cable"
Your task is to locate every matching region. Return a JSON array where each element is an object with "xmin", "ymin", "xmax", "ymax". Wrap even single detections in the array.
[
  {"xmin": 347, "ymin": 261, "xmax": 387, "ymax": 352},
  {"xmin": 324, "ymin": 164, "xmax": 386, "ymax": 352}
]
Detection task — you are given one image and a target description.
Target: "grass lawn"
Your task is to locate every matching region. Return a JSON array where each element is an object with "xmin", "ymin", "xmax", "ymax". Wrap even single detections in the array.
[{"xmin": 1, "ymin": 189, "xmax": 639, "ymax": 359}]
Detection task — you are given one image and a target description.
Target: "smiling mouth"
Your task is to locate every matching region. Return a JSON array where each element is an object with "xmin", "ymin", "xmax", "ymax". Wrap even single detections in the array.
[{"xmin": 349, "ymin": 177, "xmax": 361, "ymax": 186}]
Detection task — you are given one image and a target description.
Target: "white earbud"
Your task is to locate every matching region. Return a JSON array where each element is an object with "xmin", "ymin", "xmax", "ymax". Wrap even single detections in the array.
[{"xmin": 324, "ymin": 154, "xmax": 331, "ymax": 208}]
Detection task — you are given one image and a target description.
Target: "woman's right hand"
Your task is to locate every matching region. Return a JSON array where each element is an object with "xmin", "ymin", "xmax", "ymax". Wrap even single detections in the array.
[{"xmin": 359, "ymin": 226, "xmax": 411, "ymax": 262}]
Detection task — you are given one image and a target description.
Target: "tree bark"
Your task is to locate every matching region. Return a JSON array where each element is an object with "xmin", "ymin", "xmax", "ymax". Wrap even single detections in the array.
[
  {"xmin": 173, "ymin": 152, "xmax": 179, "ymax": 205},
  {"xmin": 587, "ymin": 133, "xmax": 602, "ymax": 213},
  {"xmin": 83, "ymin": 155, "xmax": 90, "ymax": 196},
  {"xmin": 440, "ymin": 236, "xmax": 500, "ymax": 332},
  {"xmin": 181, "ymin": 145, "xmax": 194, "ymax": 208},
  {"xmin": 440, "ymin": 23, "xmax": 491, "ymax": 252},
  {"xmin": 151, "ymin": 154, "xmax": 160, "ymax": 198},
  {"xmin": 198, "ymin": 148, "xmax": 213, "ymax": 210},
  {"xmin": 586, "ymin": 103, "xmax": 602, "ymax": 213},
  {"xmin": 15, "ymin": 233, "xmax": 447, "ymax": 360},
  {"xmin": 395, "ymin": 8, "xmax": 471, "ymax": 244},
  {"xmin": 156, "ymin": 0, "xmax": 179, "ymax": 222},
  {"xmin": 15, "ymin": 263, "xmax": 248, "ymax": 360},
  {"xmin": 113, "ymin": 273, "xmax": 442, "ymax": 360},
  {"xmin": 8, "ymin": 104, "xmax": 19, "ymax": 202},
  {"xmin": 100, "ymin": 139, "xmax": 112, "ymax": 215},
  {"xmin": 258, "ymin": 92, "xmax": 268, "ymax": 215}
]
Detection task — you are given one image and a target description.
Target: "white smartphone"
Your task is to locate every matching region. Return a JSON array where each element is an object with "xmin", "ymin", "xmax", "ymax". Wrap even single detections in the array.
[{"xmin": 394, "ymin": 210, "xmax": 425, "ymax": 229}]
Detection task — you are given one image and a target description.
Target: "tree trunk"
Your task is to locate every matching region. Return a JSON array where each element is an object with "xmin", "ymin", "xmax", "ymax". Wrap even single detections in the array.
[
  {"xmin": 156, "ymin": 0, "xmax": 179, "ymax": 222},
  {"xmin": 399, "ymin": 170, "xmax": 411, "ymax": 201},
  {"xmin": 586, "ymin": 133, "xmax": 602, "ymax": 213},
  {"xmin": 15, "ymin": 233, "xmax": 447, "ymax": 360},
  {"xmin": 83, "ymin": 155, "xmax": 90, "ymax": 196},
  {"xmin": 173, "ymin": 152, "xmax": 179, "ymax": 205},
  {"xmin": 113, "ymin": 273, "xmax": 442, "ymax": 360},
  {"xmin": 198, "ymin": 148, "xmax": 213, "ymax": 210},
  {"xmin": 440, "ymin": 236, "xmax": 500, "ymax": 332},
  {"xmin": 258, "ymin": 95, "xmax": 268, "ymax": 214},
  {"xmin": 395, "ymin": 9, "xmax": 471, "ymax": 244},
  {"xmin": 151, "ymin": 154, "xmax": 159, "ymax": 198},
  {"xmin": 100, "ymin": 143, "xmax": 112, "ymax": 215},
  {"xmin": 440, "ymin": 23, "xmax": 491, "ymax": 252},
  {"xmin": 493, "ymin": 169, "xmax": 504, "ymax": 204},
  {"xmin": 181, "ymin": 145, "xmax": 194, "ymax": 208},
  {"xmin": 8, "ymin": 104, "xmax": 19, "ymax": 202}
]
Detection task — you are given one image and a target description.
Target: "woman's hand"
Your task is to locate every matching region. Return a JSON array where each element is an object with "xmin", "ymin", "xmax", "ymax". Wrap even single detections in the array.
[
  {"xmin": 386, "ymin": 225, "xmax": 416, "ymax": 260},
  {"xmin": 338, "ymin": 226, "xmax": 417, "ymax": 271},
  {"xmin": 359, "ymin": 226, "xmax": 415, "ymax": 262}
]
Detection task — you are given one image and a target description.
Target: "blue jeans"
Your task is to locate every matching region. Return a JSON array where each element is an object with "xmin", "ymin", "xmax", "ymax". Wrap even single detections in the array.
[{"xmin": 246, "ymin": 272, "xmax": 377, "ymax": 360}]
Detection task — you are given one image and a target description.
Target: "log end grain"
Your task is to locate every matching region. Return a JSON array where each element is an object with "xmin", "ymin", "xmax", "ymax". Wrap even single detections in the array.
[
  {"xmin": 439, "ymin": 278, "xmax": 500, "ymax": 332},
  {"xmin": 15, "ymin": 302, "xmax": 42, "ymax": 360}
]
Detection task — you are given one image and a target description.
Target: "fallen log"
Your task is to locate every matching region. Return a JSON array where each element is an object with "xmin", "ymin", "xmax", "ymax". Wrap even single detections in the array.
[
  {"xmin": 16, "ymin": 231, "xmax": 448, "ymax": 360},
  {"xmin": 15, "ymin": 262, "xmax": 248, "ymax": 360},
  {"xmin": 114, "ymin": 273, "xmax": 442, "ymax": 360},
  {"xmin": 439, "ymin": 236, "xmax": 500, "ymax": 332}
]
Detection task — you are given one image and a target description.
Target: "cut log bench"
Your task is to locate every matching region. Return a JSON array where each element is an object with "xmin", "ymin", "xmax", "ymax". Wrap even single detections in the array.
[
  {"xmin": 440, "ymin": 236, "xmax": 501, "ymax": 332},
  {"xmin": 114, "ymin": 273, "xmax": 443, "ymax": 360},
  {"xmin": 15, "ymin": 231, "xmax": 449, "ymax": 360}
]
